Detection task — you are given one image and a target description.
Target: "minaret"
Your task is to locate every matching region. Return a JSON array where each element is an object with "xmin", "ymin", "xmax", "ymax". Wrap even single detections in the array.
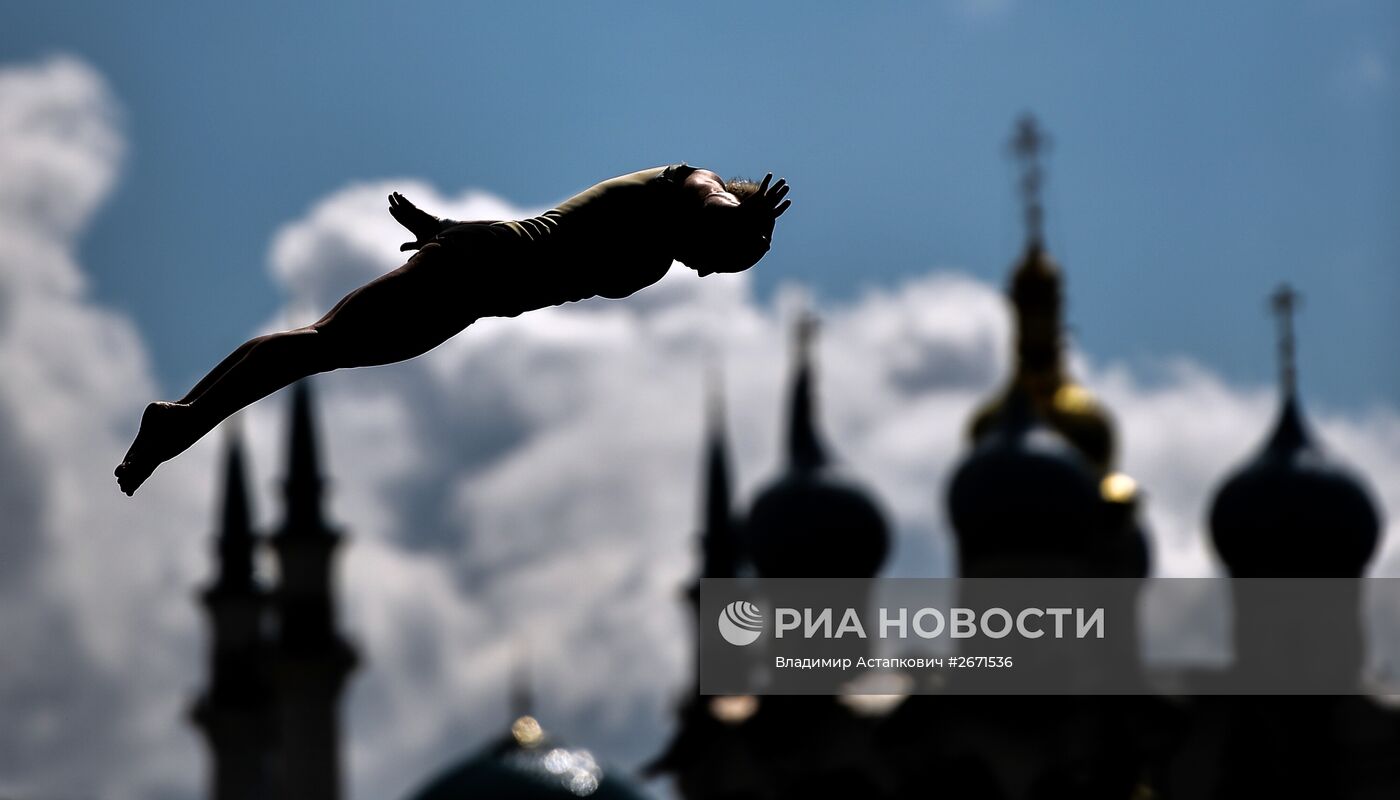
[
  {"xmin": 269, "ymin": 381, "xmax": 357, "ymax": 800},
  {"xmin": 191, "ymin": 425, "xmax": 274, "ymax": 800}
]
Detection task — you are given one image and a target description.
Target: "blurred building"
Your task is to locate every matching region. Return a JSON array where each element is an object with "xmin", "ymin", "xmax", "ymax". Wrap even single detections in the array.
[
  {"xmin": 190, "ymin": 117, "xmax": 1395, "ymax": 799},
  {"xmin": 192, "ymin": 381, "xmax": 357, "ymax": 800},
  {"xmin": 193, "ymin": 382, "xmax": 651, "ymax": 800},
  {"xmin": 648, "ymin": 116, "xmax": 1395, "ymax": 800}
]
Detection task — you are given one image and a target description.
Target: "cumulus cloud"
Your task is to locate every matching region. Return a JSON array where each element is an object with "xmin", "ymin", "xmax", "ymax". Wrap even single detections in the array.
[
  {"xmin": 3, "ymin": 53, "xmax": 1399, "ymax": 800},
  {"xmin": 257, "ymin": 181, "xmax": 1400, "ymax": 798},
  {"xmin": 0, "ymin": 56, "xmax": 212, "ymax": 800}
]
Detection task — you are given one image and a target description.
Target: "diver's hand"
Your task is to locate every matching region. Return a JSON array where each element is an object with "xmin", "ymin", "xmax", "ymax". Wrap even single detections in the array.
[
  {"xmin": 736, "ymin": 173, "xmax": 790, "ymax": 261},
  {"xmin": 389, "ymin": 192, "xmax": 448, "ymax": 251},
  {"xmin": 738, "ymin": 173, "xmax": 791, "ymax": 235}
]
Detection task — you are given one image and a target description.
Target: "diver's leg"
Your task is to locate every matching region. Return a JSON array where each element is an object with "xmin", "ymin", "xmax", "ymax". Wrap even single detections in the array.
[
  {"xmin": 174, "ymin": 280, "xmax": 373, "ymax": 407},
  {"xmin": 117, "ymin": 244, "xmax": 474, "ymax": 495},
  {"xmin": 116, "ymin": 327, "xmax": 331, "ymax": 494},
  {"xmin": 176, "ymin": 337, "xmax": 260, "ymax": 405}
]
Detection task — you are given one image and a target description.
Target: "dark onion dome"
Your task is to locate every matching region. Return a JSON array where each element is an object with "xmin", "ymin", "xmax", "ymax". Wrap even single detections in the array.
[
  {"xmin": 745, "ymin": 315, "xmax": 890, "ymax": 578},
  {"xmin": 1210, "ymin": 393, "xmax": 1381, "ymax": 578},
  {"xmin": 949, "ymin": 387, "xmax": 1107, "ymax": 574},
  {"xmin": 1210, "ymin": 285, "xmax": 1382, "ymax": 578},
  {"xmin": 404, "ymin": 714, "xmax": 649, "ymax": 800}
]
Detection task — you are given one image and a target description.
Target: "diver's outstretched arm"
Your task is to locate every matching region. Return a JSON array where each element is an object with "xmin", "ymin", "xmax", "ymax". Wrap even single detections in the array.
[{"xmin": 389, "ymin": 191, "xmax": 459, "ymax": 252}]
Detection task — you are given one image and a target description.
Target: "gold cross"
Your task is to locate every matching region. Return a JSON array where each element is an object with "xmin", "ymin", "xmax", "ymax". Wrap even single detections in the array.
[{"xmin": 1009, "ymin": 113, "xmax": 1050, "ymax": 245}]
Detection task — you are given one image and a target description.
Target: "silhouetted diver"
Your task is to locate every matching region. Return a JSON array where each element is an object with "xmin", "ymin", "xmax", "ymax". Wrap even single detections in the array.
[{"xmin": 116, "ymin": 165, "xmax": 791, "ymax": 495}]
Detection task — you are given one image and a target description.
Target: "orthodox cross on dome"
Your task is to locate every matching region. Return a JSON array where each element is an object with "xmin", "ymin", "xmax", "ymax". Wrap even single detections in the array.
[
  {"xmin": 1271, "ymin": 283, "xmax": 1301, "ymax": 397},
  {"xmin": 1009, "ymin": 113, "xmax": 1051, "ymax": 246}
]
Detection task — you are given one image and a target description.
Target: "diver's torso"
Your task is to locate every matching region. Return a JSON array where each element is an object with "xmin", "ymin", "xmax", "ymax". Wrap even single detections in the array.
[{"xmin": 441, "ymin": 164, "xmax": 694, "ymax": 316}]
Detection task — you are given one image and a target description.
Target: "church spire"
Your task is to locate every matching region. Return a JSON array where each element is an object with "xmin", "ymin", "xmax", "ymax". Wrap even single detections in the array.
[
  {"xmin": 1006, "ymin": 113, "xmax": 1065, "ymax": 385},
  {"xmin": 968, "ymin": 114, "xmax": 1117, "ymax": 474},
  {"xmin": 787, "ymin": 312, "xmax": 828, "ymax": 471},
  {"xmin": 1010, "ymin": 112, "xmax": 1050, "ymax": 248},
  {"xmin": 1264, "ymin": 283, "xmax": 1310, "ymax": 452},
  {"xmin": 1271, "ymin": 283, "xmax": 1300, "ymax": 400}
]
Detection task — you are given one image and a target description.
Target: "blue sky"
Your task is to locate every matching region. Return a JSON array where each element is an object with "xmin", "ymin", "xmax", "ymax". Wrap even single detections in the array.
[
  {"xmin": 4, "ymin": 0, "xmax": 1396, "ymax": 408},
  {"xmin": 3, "ymin": 10, "xmax": 1400, "ymax": 796}
]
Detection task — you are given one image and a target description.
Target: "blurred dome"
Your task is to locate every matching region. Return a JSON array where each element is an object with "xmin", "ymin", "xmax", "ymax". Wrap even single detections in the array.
[
  {"xmin": 1210, "ymin": 285, "xmax": 1382, "ymax": 578},
  {"xmin": 745, "ymin": 315, "xmax": 890, "ymax": 578},
  {"xmin": 404, "ymin": 715, "xmax": 650, "ymax": 800},
  {"xmin": 1210, "ymin": 395, "xmax": 1381, "ymax": 577},
  {"xmin": 953, "ymin": 118, "xmax": 1151, "ymax": 578},
  {"xmin": 748, "ymin": 469, "xmax": 890, "ymax": 578},
  {"xmin": 949, "ymin": 388, "xmax": 1106, "ymax": 574}
]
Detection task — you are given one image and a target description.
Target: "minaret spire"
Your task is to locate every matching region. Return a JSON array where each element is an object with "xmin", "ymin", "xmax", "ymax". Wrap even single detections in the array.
[
  {"xmin": 1271, "ymin": 283, "xmax": 1300, "ymax": 399},
  {"xmin": 1010, "ymin": 113, "xmax": 1051, "ymax": 248},
  {"xmin": 192, "ymin": 423, "xmax": 274, "ymax": 800},
  {"xmin": 787, "ymin": 312, "xmax": 828, "ymax": 471},
  {"xmin": 270, "ymin": 379, "xmax": 356, "ymax": 800},
  {"xmin": 214, "ymin": 422, "xmax": 256, "ymax": 591},
  {"xmin": 284, "ymin": 380, "xmax": 327, "ymax": 532}
]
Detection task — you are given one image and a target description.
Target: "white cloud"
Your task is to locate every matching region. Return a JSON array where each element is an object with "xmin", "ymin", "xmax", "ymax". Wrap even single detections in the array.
[
  {"xmin": 0, "ymin": 55, "xmax": 211, "ymax": 800},
  {"xmin": 258, "ymin": 179, "xmax": 1400, "ymax": 797},
  {"xmin": 2, "ymin": 53, "xmax": 1399, "ymax": 800}
]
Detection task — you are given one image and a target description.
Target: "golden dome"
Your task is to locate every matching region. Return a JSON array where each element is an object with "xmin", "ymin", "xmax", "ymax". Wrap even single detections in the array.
[
  {"xmin": 969, "ymin": 243, "xmax": 1116, "ymax": 473},
  {"xmin": 951, "ymin": 115, "xmax": 1149, "ymax": 580}
]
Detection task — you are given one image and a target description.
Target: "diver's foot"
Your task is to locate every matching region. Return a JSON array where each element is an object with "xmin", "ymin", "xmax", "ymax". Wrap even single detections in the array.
[{"xmin": 115, "ymin": 402, "xmax": 197, "ymax": 496}]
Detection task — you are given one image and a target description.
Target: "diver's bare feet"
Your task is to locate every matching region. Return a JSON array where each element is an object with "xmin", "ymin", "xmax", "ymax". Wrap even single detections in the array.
[{"xmin": 115, "ymin": 402, "xmax": 198, "ymax": 496}]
